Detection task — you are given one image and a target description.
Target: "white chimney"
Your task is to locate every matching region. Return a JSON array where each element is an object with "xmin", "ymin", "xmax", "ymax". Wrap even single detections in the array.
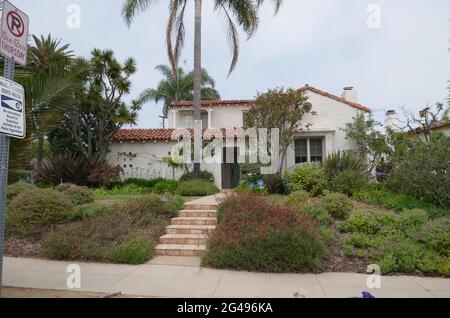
[
  {"xmin": 342, "ymin": 86, "xmax": 358, "ymax": 102},
  {"xmin": 384, "ymin": 110, "xmax": 398, "ymax": 131}
]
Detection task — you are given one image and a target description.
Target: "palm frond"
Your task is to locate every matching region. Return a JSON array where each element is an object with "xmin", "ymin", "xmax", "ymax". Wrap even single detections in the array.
[{"xmin": 122, "ymin": 0, "xmax": 161, "ymax": 27}]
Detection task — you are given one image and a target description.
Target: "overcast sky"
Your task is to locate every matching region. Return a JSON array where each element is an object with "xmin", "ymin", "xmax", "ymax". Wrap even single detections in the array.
[{"xmin": 13, "ymin": 0, "xmax": 450, "ymax": 128}]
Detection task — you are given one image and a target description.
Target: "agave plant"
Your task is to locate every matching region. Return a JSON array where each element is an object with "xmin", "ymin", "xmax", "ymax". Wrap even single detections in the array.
[{"xmin": 323, "ymin": 150, "xmax": 367, "ymax": 178}]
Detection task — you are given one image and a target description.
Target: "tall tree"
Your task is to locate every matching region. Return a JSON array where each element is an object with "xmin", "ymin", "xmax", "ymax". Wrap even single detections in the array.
[
  {"xmin": 139, "ymin": 64, "xmax": 220, "ymax": 121},
  {"xmin": 122, "ymin": 0, "xmax": 283, "ymax": 178},
  {"xmin": 245, "ymin": 88, "xmax": 313, "ymax": 174},
  {"xmin": 49, "ymin": 49, "xmax": 142, "ymax": 162},
  {"xmin": 28, "ymin": 34, "xmax": 75, "ymax": 162}
]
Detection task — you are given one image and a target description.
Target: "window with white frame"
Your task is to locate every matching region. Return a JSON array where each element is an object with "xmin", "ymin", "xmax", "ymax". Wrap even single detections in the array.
[
  {"xmin": 183, "ymin": 113, "xmax": 208, "ymax": 129},
  {"xmin": 183, "ymin": 114, "xmax": 193, "ymax": 128},
  {"xmin": 294, "ymin": 137, "xmax": 324, "ymax": 164}
]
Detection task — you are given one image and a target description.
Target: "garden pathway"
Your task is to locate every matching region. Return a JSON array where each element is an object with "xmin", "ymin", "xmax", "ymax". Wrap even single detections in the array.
[
  {"xmin": 154, "ymin": 194, "xmax": 226, "ymax": 257},
  {"xmin": 3, "ymin": 256, "xmax": 450, "ymax": 298}
]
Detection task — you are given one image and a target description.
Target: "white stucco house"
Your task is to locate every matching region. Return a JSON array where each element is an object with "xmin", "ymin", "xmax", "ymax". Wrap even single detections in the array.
[{"xmin": 107, "ymin": 85, "xmax": 372, "ymax": 189}]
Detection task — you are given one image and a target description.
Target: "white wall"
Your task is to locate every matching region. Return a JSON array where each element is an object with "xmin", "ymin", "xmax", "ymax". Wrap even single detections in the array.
[
  {"xmin": 168, "ymin": 106, "xmax": 250, "ymax": 129},
  {"xmin": 284, "ymin": 91, "xmax": 360, "ymax": 170},
  {"xmin": 107, "ymin": 141, "xmax": 223, "ymax": 189}
]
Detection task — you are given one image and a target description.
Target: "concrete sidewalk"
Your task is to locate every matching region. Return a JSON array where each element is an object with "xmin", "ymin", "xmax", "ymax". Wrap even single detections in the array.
[{"xmin": 3, "ymin": 257, "xmax": 450, "ymax": 298}]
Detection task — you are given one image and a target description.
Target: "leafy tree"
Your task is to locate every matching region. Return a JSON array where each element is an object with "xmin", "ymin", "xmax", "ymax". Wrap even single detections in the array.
[
  {"xmin": 388, "ymin": 134, "xmax": 450, "ymax": 208},
  {"xmin": 343, "ymin": 112, "xmax": 388, "ymax": 173},
  {"xmin": 49, "ymin": 49, "xmax": 142, "ymax": 162},
  {"xmin": 122, "ymin": 0, "xmax": 283, "ymax": 178},
  {"xmin": 139, "ymin": 64, "xmax": 220, "ymax": 119},
  {"xmin": 245, "ymin": 87, "xmax": 313, "ymax": 173}
]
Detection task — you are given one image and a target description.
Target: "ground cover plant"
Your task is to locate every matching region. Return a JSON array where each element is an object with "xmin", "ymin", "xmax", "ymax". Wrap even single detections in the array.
[
  {"xmin": 5, "ymin": 187, "xmax": 182, "ymax": 264},
  {"xmin": 202, "ymin": 191, "xmax": 325, "ymax": 272},
  {"xmin": 177, "ymin": 180, "xmax": 219, "ymax": 197}
]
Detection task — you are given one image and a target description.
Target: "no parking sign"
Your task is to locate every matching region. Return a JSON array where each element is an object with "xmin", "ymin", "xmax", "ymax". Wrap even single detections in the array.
[{"xmin": 0, "ymin": 0, "xmax": 29, "ymax": 66}]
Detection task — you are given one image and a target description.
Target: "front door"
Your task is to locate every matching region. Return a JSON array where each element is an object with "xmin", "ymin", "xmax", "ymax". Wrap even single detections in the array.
[{"xmin": 222, "ymin": 147, "xmax": 240, "ymax": 189}]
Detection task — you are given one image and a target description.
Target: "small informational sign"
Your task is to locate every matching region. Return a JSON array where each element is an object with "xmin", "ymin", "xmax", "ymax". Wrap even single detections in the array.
[
  {"xmin": 0, "ymin": 76, "xmax": 25, "ymax": 139},
  {"xmin": 0, "ymin": 0, "xmax": 29, "ymax": 66}
]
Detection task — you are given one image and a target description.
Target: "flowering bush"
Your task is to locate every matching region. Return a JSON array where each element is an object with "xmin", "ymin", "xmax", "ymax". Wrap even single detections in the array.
[{"xmin": 202, "ymin": 192, "xmax": 325, "ymax": 272}]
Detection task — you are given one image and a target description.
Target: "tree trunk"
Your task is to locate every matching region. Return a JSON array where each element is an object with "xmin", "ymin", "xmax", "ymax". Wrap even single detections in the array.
[
  {"xmin": 192, "ymin": 0, "xmax": 202, "ymax": 179},
  {"xmin": 37, "ymin": 135, "xmax": 44, "ymax": 163}
]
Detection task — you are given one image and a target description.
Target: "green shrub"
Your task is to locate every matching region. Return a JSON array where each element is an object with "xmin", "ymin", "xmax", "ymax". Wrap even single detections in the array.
[
  {"xmin": 324, "ymin": 150, "xmax": 366, "ymax": 178},
  {"xmin": 56, "ymin": 184, "xmax": 94, "ymax": 205},
  {"xmin": 339, "ymin": 208, "xmax": 449, "ymax": 275},
  {"xmin": 153, "ymin": 180, "xmax": 179, "ymax": 194},
  {"xmin": 6, "ymin": 189, "xmax": 74, "ymax": 237},
  {"xmin": 396, "ymin": 209, "xmax": 428, "ymax": 232},
  {"xmin": 69, "ymin": 203, "xmax": 105, "ymax": 220},
  {"xmin": 330, "ymin": 171, "xmax": 368, "ymax": 196},
  {"xmin": 7, "ymin": 181, "xmax": 37, "ymax": 202},
  {"xmin": 107, "ymin": 235, "xmax": 154, "ymax": 264},
  {"xmin": 117, "ymin": 193, "xmax": 183, "ymax": 223},
  {"xmin": 284, "ymin": 192, "xmax": 333, "ymax": 227},
  {"xmin": 93, "ymin": 184, "xmax": 147, "ymax": 196},
  {"xmin": 285, "ymin": 190, "xmax": 311, "ymax": 206},
  {"xmin": 321, "ymin": 192, "xmax": 353, "ymax": 219},
  {"xmin": 55, "ymin": 183, "xmax": 77, "ymax": 192},
  {"xmin": 42, "ymin": 193, "xmax": 180, "ymax": 262},
  {"xmin": 179, "ymin": 171, "xmax": 214, "ymax": 183},
  {"xmin": 9, "ymin": 170, "xmax": 36, "ymax": 184},
  {"xmin": 387, "ymin": 135, "xmax": 450, "ymax": 209},
  {"xmin": 202, "ymin": 192, "xmax": 324, "ymax": 272},
  {"xmin": 353, "ymin": 188, "xmax": 448, "ymax": 218},
  {"xmin": 338, "ymin": 211, "xmax": 381, "ymax": 235},
  {"xmin": 41, "ymin": 230, "xmax": 75, "ymax": 259},
  {"xmin": 285, "ymin": 163, "xmax": 328, "ymax": 196},
  {"xmin": 417, "ymin": 218, "xmax": 450, "ymax": 256},
  {"xmin": 42, "ymin": 211, "xmax": 130, "ymax": 261},
  {"xmin": 123, "ymin": 178, "xmax": 165, "ymax": 189},
  {"xmin": 438, "ymin": 258, "xmax": 450, "ymax": 276},
  {"xmin": 177, "ymin": 180, "xmax": 219, "ymax": 197}
]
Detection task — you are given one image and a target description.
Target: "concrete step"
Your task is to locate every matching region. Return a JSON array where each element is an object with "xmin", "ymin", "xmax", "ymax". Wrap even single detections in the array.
[
  {"xmin": 179, "ymin": 210, "xmax": 216, "ymax": 218},
  {"xmin": 154, "ymin": 244, "xmax": 206, "ymax": 256},
  {"xmin": 184, "ymin": 204, "xmax": 218, "ymax": 211},
  {"xmin": 166, "ymin": 224, "xmax": 215, "ymax": 235},
  {"xmin": 160, "ymin": 234, "xmax": 209, "ymax": 245},
  {"xmin": 171, "ymin": 217, "xmax": 217, "ymax": 226}
]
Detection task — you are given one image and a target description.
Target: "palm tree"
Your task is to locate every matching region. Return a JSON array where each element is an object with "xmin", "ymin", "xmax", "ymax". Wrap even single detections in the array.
[
  {"xmin": 139, "ymin": 64, "xmax": 220, "ymax": 123},
  {"xmin": 122, "ymin": 0, "xmax": 283, "ymax": 178},
  {"xmin": 28, "ymin": 34, "xmax": 75, "ymax": 162}
]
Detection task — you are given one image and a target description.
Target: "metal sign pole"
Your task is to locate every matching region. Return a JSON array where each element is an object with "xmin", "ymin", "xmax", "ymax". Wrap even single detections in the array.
[{"xmin": 0, "ymin": 57, "xmax": 15, "ymax": 298}]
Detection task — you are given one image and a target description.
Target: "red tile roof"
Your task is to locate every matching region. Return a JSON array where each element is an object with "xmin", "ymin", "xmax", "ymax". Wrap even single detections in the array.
[
  {"xmin": 168, "ymin": 100, "xmax": 254, "ymax": 108},
  {"xmin": 167, "ymin": 85, "xmax": 372, "ymax": 112},
  {"xmin": 111, "ymin": 128, "xmax": 243, "ymax": 142},
  {"xmin": 408, "ymin": 121, "xmax": 450, "ymax": 135},
  {"xmin": 298, "ymin": 85, "xmax": 372, "ymax": 113},
  {"xmin": 112, "ymin": 129, "xmax": 175, "ymax": 142}
]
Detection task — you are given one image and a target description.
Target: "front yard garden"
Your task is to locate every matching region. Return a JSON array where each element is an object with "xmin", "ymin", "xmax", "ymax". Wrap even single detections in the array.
[
  {"xmin": 202, "ymin": 136, "xmax": 450, "ymax": 277},
  {"xmin": 3, "ymin": 179, "xmax": 206, "ymax": 264}
]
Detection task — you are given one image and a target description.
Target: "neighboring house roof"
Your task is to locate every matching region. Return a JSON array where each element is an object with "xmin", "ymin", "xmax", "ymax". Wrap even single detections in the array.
[
  {"xmin": 407, "ymin": 121, "xmax": 450, "ymax": 135},
  {"xmin": 298, "ymin": 85, "xmax": 372, "ymax": 113},
  {"xmin": 167, "ymin": 85, "xmax": 372, "ymax": 112},
  {"xmin": 112, "ymin": 128, "xmax": 242, "ymax": 142},
  {"xmin": 168, "ymin": 100, "xmax": 254, "ymax": 108}
]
